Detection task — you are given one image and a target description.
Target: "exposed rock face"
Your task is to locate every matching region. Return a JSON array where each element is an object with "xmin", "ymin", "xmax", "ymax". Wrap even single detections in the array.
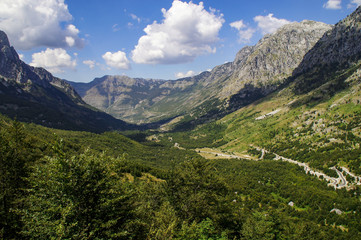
[
  {"xmin": 295, "ymin": 7, "xmax": 361, "ymax": 75},
  {"xmin": 291, "ymin": 6, "xmax": 361, "ymax": 94},
  {"xmin": 0, "ymin": 30, "xmax": 132, "ymax": 132},
  {"xmin": 221, "ymin": 20, "xmax": 332, "ymax": 98},
  {"xmin": 71, "ymin": 20, "xmax": 331, "ymax": 125},
  {"xmin": 70, "ymin": 75, "xmax": 204, "ymax": 123}
]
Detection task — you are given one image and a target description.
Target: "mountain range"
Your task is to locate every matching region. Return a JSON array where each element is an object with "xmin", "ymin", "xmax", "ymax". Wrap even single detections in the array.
[
  {"xmin": 154, "ymin": 6, "xmax": 361, "ymax": 178},
  {"xmin": 69, "ymin": 20, "xmax": 331, "ymax": 127},
  {"xmin": 1, "ymin": 7, "xmax": 361, "ymax": 135},
  {"xmin": 0, "ymin": 31, "xmax": 133, "ymax": 132},
  {"xmin": 1, "ymin": 6, "xmax": 361, "ymax": 239}
]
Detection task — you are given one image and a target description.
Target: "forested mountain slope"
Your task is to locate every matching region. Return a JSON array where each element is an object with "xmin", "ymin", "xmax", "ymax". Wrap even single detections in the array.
[
  {"xmin": 1, "ymin": 113, "xmax": 361, "ymax": 239},
  {"xmin": 156, "ymin": 7, "xmax": 361, "ymax": 183},
  {"xmin": 2, "ymin": 6, "xmax": 361, "ymax": 240}
]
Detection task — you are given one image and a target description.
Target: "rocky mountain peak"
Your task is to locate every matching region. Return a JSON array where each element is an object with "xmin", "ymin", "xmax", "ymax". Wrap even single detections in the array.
[
  {"xmin": 70, "ymin": 19, "xmax": 335, "ymax": 124},
  {"xmin": 219, "ymin": 20, "xmax": 332, "ymax": 98},
  {"xmin": 0, "ymin": 30, "xmax": 20, "ymax": 69},
  {"xmin": 294, "ymin": 6, "xmax": 361, "ymax": 76},
  {"xmin": 0, "ymin": 30, "xmax": 10, "ymax": 47}
]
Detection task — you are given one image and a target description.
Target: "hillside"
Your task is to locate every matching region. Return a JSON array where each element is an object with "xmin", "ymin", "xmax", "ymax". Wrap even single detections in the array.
[
  {"xmin": 3, "ymin": 3, "xmax": 361, "ymax": 240},
  {"xmin": 70, "ymin": 20, "xmax": 331, "ymax": 125},
  {"xmin": 154, "ymin": 7, "xmax": 361, "ymax": 187},
  {"xmin": 0, "ymin": 30, "xmax": 133, "ymax": 132},
  {"xmin": 2, "ymin": 112, "xmax": 361, "ymax": 239}
]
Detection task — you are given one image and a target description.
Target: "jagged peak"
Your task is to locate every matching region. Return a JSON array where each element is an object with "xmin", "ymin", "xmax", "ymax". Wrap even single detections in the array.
[
  {"xmin": 293, "ymin": 5, "xmax": 361, "ymax": 77},
  {"xmin": 0, "ymin": 30, "xmax": 20, "ymax": 65},
  {"xmin": 0, "ymin": 30, "xmax": 10, "ymax": 48}
]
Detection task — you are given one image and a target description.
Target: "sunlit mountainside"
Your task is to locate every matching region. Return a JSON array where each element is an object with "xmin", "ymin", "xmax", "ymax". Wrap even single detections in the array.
[{"xmin": 1, "ymin": 2, "xmax": 361, "ymax": 240}]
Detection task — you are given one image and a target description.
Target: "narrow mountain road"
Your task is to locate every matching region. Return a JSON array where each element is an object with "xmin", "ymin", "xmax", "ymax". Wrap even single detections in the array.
[
  {"xmin": 196, "ymin": 149, "xmax": 254, "ymax": 160},
  {"xmin": 253, "ymin": 146, "xmax": 361, "ymax": 189},
  {"xmin": 331, "ymin": 167, "xmax": 347, "ymax": 188},
  {"xmin": 196, "ymin": 146, "xmax": 361, "ymax": 189}
]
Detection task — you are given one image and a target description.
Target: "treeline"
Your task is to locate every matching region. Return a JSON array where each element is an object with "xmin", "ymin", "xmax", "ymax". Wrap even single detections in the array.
[{"xmin": 1, "ymin": 118, "xmax": 361, "ymax": 239}]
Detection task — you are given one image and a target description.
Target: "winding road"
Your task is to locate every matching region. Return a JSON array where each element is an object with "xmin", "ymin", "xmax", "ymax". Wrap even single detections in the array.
[{"xmin": 196, "ymin": 146, "xmax": 361, "ymax": 189}]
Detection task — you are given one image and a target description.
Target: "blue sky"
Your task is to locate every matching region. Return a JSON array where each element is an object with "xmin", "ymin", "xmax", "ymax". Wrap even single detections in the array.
[{"xmin": 0, "ymin": 0, "xmax": 359, "ymax": 82}]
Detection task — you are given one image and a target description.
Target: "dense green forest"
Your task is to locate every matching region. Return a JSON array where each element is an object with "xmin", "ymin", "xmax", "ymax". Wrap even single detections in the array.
[{"xmin": 1, "ymin": 114, "xmax": 361, "ymax": 239}]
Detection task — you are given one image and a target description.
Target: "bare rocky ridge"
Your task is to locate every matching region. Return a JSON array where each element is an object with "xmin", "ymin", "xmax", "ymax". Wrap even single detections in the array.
[
  {"xmin": 295, "ymin": 7, "xmax": 361, "ymax": 75},
  {"xmin": 71, "ymin": 20, "xmax": 331, "ymax": 125},
  {"xmin": 221, "ymin": 20, "xmax": 332, "ymax": 98},
  {"xmin": 291, "ymin": 7, "xmax": 361, "ymax": 94}
]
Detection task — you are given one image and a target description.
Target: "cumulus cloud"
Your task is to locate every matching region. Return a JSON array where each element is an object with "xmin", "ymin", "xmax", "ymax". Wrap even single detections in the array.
[
  {"xmin": 30, "ymin": 48, "xmax": 77, "ymax": 73},
  {"xmin": 323, "ymin": 0, "xmax": 342, "ymax": 9},
  {"xmin": 83, "ymin": 60, "xmax": 96, "ymax": 69},
  {"xmin": 175, "ymin": 70, "xmax": 196, "ymax": 78},
  {"xmin": 238, "ymin": 28, "xmax": 257, "ymax": 43},
  {"xmin": 0, "ymin": 0, "xmax": 84, "ymax": 50},
  {"xmin": 230, "ymin": 20, "xmax": 256, "ymax": 43},
  {"xmin": 131, "ymin": 0, "xmax": 224, "ymax": 64},
  {"xmin": 348, "ymin": 0, "xmax": 361, "ymax": 8},
  {"xmin": 102, "ymin": 51, "xmax": 130, "ymax": 70},
  {"xmin": 230, "ymin": 20, "xmax": 246, "ymax": 30},
  {"xmin": 254, "ymin": 14, "xmax": 293, "ymax": 34}
]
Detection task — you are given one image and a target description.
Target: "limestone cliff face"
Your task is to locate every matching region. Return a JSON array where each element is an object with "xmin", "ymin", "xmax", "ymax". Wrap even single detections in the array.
[
  {"xmin": 220, "ymin": 20, "xmax": 332, "ymax": 98},
  {"xmin": 72, "ymin": 20, "xmax": 332, "ymax": 124},
  {"xmin": 0, "ymin": 30, "xmax": 132, "ymax": 132},
  {"xmin": 294, "ymin": 7, "xmax": 361, "ymax": 76},
  {"xmin": 289, "ymin": 7, "xmax": 361, "ymax": 94}
]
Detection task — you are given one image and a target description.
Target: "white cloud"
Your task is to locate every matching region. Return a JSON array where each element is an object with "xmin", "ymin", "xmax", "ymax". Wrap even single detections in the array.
[
  {"xmin": 18, "ymin": 54, "xmax": 25, "ymax": 60},
  {"xmin": 254, "ymin": 14, "xmax": 293, "ymax": 34},
  {"xmin": 0, "ymin": 0, "xmax": 84, "ymax": 50},
  {"xmin": 323, "ymin": 0, "xmax": 342, "ymax": 9},
  {"xmin": 130, "ymin": 13, "xmax": 141, "ymax": 23},
  {"xmin": 238, "ymin": 28, "xmax": 257, "ymax": 43},
  {"xmin": 83, "ymin": 60, "xmax": 96, "ymax": 69},
  {"xmin": 348, "ymin": 0, "xmax": 361, "ymax": 8},
  {"xmin": 65, "ymin": 36, "xmax": 75, "ymax": 47},
  {"xmin": 102, "ymin": 51, "xmax": 130, "ymax": 70},
  {"xmin": 131, "ymin": 0, "xmax": 224, "ymax": 64},
  {"xmin": 230, "ymin": 20, "xmax": 256, "ymax": 43},
  {"xmin": 175, "ymin": 70, "xmax": 196, "ymax": 78},
  {"xmin": 112, "ymin": 24, "xmax": 121, "ymax": 32},
  {"xmin": 230, "ymin": 20, "xmax": 246, "ymax": 30},
  {"xmin": 30, "ymin": 48, "xmax": 77, "ymax": 73},
  {"xmin": 67, "ymin": 24, "xmax": 79, "ymax": 35}
]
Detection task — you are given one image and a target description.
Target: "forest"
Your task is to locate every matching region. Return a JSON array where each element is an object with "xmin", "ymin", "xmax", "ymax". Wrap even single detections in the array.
[{"xmin": 1, "ymin": 114, "xmax": 361, "ymax": 239}]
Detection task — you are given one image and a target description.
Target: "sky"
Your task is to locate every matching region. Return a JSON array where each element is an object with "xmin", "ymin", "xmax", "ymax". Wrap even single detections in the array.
[{"xmin": 0, "ymin": 0, "xmax": 360, "ymax": 83}]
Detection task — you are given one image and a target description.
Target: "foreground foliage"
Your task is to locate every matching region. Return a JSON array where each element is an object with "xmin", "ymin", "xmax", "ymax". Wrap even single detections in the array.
[{"xmin": 1, "ymin": 117, "xmax": 361, "ymax": 239}]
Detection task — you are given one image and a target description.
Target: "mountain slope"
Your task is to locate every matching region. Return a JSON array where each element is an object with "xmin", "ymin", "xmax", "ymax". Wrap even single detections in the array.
[
  {"xmin": 292, "ymin": 6, "xmax": 361, "ymax": 94},
  {"xmin": 71, "ymin": 20, "xmax": 331, "ymax": 126},
  {"xmin": 155, "ymin": 7, "xmax": 361, "ymax": 182},
  {"xmin": 0, "ymin": 30, "xmax": 133, "ymax": 132}
]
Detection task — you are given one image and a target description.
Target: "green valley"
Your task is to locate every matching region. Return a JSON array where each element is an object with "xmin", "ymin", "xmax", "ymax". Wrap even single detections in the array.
[{"xmin": 1, "ymin": 4, "xmax": 361, "ymax": 240}]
